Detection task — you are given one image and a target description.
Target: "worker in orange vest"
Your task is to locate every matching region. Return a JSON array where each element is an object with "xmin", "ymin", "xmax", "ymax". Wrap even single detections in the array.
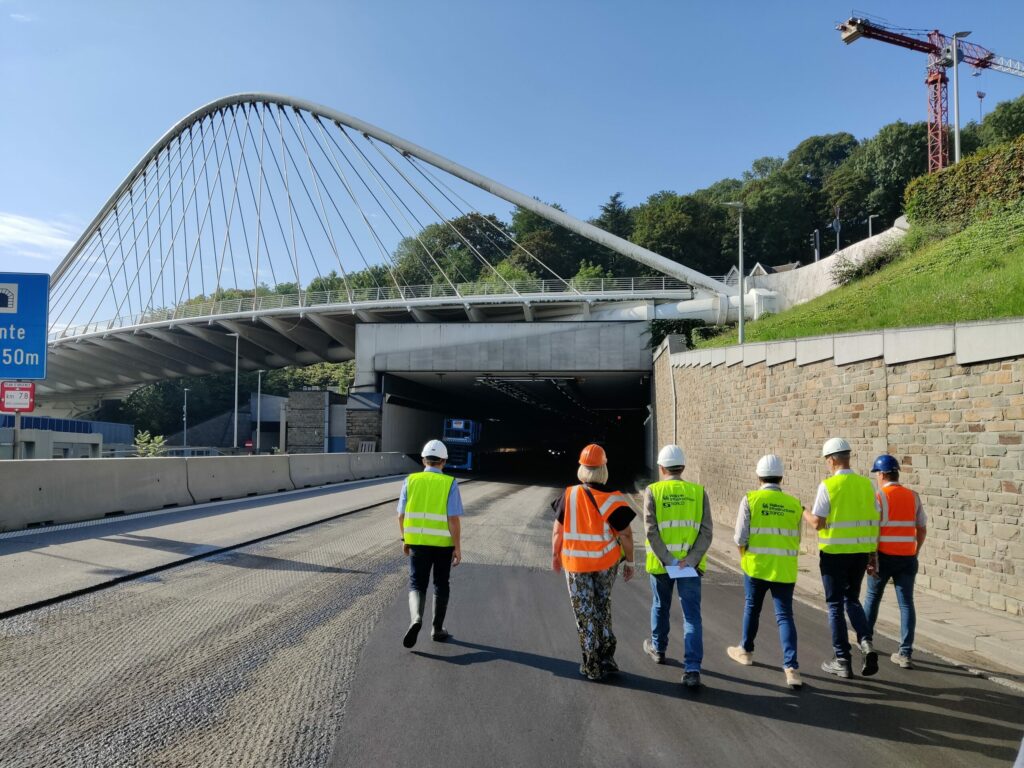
[
  {"xmin": 551, "ymin": 444, "xmax": 636, "ymax": 681},
  {"xmin": 862, "ymin": 454, "xmax": 928, "ymax": 669}
]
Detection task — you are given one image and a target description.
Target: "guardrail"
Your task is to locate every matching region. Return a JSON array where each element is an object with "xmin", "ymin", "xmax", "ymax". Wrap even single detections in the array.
[{"xmin": 48, "ymin": 276, "xmax": 709, "ymax": 341}]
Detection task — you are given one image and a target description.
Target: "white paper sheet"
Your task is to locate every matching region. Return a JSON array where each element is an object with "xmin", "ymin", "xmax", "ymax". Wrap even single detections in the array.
[{"xmin": 665, "ymin": 564, "xmax": 699, "ymax": 579}]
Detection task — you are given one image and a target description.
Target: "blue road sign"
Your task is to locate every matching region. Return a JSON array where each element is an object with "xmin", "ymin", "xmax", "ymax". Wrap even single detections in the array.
[{"xmin": 0, "ymin": 273, "xmax": 49, "ymax": 380}]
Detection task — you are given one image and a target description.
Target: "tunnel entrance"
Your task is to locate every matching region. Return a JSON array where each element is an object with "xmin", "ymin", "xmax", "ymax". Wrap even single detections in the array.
[{"xmin": 380, "ymin": 370, "xmax": 650, "ymax": 485}]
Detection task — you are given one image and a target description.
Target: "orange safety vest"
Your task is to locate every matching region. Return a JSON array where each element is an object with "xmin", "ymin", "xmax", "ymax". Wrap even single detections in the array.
[
  {"xmin": 878, "ymin": 483, "xmax": 919, "ymax": 556},
  {"xmin": 560, "ymin": 484, "xmax": 631, "ymax": 573}
]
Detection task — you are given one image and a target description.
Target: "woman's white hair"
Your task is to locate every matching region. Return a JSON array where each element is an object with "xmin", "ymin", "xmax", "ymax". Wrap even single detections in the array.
[{"xmin": 577, "ymin": 463, "xmax": 609, "ymax": 485}]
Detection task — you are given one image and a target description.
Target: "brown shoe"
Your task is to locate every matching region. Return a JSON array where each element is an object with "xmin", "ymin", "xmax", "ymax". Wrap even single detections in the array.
[{"xmin": 727, "ymin": 645, "xmax": 753, "ymax": 666}]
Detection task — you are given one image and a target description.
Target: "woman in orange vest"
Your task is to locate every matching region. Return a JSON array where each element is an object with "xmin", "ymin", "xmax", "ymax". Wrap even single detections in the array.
[
  {"xmin": 551, "ymin": 444, "xmax": 636, "ymax": 681},
  {"xmin": 862, "ymin": 454, "xmax": 928, "ymax": 669}
]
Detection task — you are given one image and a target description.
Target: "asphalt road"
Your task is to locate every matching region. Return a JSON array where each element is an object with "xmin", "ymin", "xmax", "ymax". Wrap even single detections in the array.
[{"xmin": 1, "ymin": 478, "xmax": 1020, "ymax": 767}]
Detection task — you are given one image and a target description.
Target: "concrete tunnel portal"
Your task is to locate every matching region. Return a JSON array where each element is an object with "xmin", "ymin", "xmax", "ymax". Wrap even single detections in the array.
[{"xmin": 355, "ymin": 322, "xmax": 654, "ymax": 482}]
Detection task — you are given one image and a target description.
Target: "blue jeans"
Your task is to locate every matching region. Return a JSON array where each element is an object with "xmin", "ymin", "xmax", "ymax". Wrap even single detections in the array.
[
  {"xmin": 864, "ymin": 553, "xmax": 918, "ymax": 657},
  {"xmin": 649, "ymin": 572, "xmax": 703, "ymax": 672},
  {"xmin": 741, "ymin": 575, "xmax": 798, "ymax": 670},
  {"xmin": 819, "ymin": 552, "xmax": 871, "ymax": 661}
]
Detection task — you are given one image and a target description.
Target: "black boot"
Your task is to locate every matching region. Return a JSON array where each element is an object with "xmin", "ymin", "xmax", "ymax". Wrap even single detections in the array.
[
  {"xmin": 403, "ymin": 591, "xmax": 426, "ymax": 648},
  {"xmin": 431, "ymin": 594, "xmax": 450, "ymax": 642}
]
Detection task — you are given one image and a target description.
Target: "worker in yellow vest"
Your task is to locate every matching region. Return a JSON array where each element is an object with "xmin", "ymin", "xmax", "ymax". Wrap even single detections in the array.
[
  {"xmin": 398, "ymin": 439, "xmax": 463, "ymax": 648},
  {"xmin": 802, "ymin": 437, "xmax": 881, "ymax": 679},
  {"xmin": 727, "ymin": 455, "xmax": 803, "ymax": 689},
  {"xmin": 862, "ymin": 454, "xmax": 928, "ymax": 669},
  {"xmin": 641, "ymin": 444, "xmax": 713, "ymax": 689}
]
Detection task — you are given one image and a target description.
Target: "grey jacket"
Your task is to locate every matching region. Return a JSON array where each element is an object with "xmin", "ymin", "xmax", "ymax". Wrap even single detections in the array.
[{"xmin": 643, "ymin": 476, "xmax": 713, "ymax": 570}]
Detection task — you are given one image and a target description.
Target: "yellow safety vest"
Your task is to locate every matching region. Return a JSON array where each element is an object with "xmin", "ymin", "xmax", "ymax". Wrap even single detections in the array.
[
  {"xmin": 818, "ymin": 473, "xmax": 879, "ymax": 554},
  {"xmin": 645, "ymin": 479, "xmax": 708, "ymax": 575},
  {"xmin": 741, "ymin": 488, "xmax": 802, "ymax": 583},
  {"xmin": 402, "ymin": 471, "xmax": 455, "ymax": 547}
]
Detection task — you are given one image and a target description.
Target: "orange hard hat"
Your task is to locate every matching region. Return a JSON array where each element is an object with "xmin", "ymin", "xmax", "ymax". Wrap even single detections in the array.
[{"xmin": 579, "ymin": 443, "xmax": 607, "ymax": 467}]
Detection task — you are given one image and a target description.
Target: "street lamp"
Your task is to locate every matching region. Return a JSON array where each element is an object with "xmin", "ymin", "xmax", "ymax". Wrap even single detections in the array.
[
  {"xmin": 977, "ymin": 90, "xmax": 986, "ymax": 122},
  {"xmin": 256, "ymin": 369, "xmax": 265, "ymax": 453},
  {"xmin": 182, "ymin": 387, "xmax": 190, "ymax": 457},
  {"xmin": 952, "ymin": 30, "xmax": 972, "ymax": 164},
  {"xmin": 227, "ymin": 332, "xmax": 240, "ymax": 450},
  {"xmin": 723, "ymin": 201, "xmax": 745, "ymax": 344},
  {"xmin": 868, "ymin": 214, "xmax": 879, "ymax": 238}
]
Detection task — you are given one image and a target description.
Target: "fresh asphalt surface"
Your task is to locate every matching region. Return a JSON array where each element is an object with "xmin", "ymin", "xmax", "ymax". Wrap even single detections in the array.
[
  {"xmin": 333, "ymin": 563, "xmax": 1024, "ymax": 768},
  {"xmin": 1, "ymin": 478, "xmax": 1021, "ymax": 767}
]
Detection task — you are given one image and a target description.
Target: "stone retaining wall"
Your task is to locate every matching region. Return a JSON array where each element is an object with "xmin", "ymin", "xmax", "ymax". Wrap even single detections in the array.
[{"xmin": 654, "ymin": 321, "xmax": 1024, "ymax": 617}]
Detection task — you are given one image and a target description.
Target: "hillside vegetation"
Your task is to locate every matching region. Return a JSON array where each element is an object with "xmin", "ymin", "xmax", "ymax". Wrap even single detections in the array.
[{"xmin": 696, "ymin": 206, "xmax": 1024, "ymax": 349}]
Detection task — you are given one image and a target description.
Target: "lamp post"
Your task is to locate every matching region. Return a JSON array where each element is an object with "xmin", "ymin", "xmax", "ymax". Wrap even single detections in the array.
[
  {"xmin": 977, "ymin": 90, "xmax": 986, "ymax": 122},
  {"xmin": 952, "ymin": 30, "xmax": 972, "ymax": 164},
  {"xmin": 723, "ymin": 201, "xmax": 745, "ymax": 344},
  {"xmin": 868, "ymin": 214, "xmax": 879, "ymax": 238},
  {"xmin": 228, "ymin": 332, "xmax": 240, "ymax": 450},
  {"xmin": 182, "ymin": 387, "xmax": 190, "ymax": 456},
  {"xmin": 256, "ymin": 369, "xmax": 265, "ymax": 453}
]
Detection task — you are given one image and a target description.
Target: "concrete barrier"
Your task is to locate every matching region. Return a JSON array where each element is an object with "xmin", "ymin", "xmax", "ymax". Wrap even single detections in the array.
[
  {"xmin": 0, "ymin": 452, "xmax": 419, "ymax": 533},
  {"xmin": 0, "ymin": 457, "xmax": 193, "ymax": 533},
  {"xmin": 288, "ymin": 453, "xmax": 354, "ymax": 488},
  {"xmin": 186, "ymin": 455, "xmax": 295, "ymax": 503}
]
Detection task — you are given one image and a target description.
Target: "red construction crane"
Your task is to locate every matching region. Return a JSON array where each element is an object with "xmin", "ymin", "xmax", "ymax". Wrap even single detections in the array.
[{"xmin": 837, "ymin": 16, "xmax": 1024, "ymax": 172}]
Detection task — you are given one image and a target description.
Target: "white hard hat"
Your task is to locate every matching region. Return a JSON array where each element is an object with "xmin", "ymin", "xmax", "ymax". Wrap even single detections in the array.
[
  {"xmin": 421, "ymin": 439, "xmax": 448, "ymax": 460},
  {"xmin": 756, "ymin": 454, "xmax": 785, "ymax": 478},
  {"xmin": 657, "ymin": 444, "xmax": 686, "ymax": 468},
  {"xmin": 822, "ymin": 437, "xmax": 852, "ymax": 457}
]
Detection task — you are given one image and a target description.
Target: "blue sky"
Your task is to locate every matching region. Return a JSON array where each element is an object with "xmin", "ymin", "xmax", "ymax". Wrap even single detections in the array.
[{"xmin": 2, "ymin": 0, "xmax": 1023, "ymax": 273}]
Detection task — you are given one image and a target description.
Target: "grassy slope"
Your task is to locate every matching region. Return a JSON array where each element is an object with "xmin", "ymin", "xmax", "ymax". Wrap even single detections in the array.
[{"xmin": 697, "ymin": 205, "xmax": 1024, "ymax": 348}]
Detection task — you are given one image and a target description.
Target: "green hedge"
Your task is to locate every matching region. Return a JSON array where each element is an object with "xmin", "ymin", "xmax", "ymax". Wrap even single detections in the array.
[{"xmin": 905, "ymin": 134, "xmax": 1024, "ymax": 227}]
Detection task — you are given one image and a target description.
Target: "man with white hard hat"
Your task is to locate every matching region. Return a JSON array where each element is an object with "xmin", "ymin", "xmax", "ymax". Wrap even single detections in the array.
[
  {"xmin": 397, "ymin": 439, "xmax": 463, "ymax": 648},
  {"xmin": 641, "ymin": 444, "xmax": 713, "ymax": 689},
  {"xmin": 727, "ymin": 454, "xmax": 804, "ymax": 689},
  {"xmin": 803, "ymin": 437, "xmax": 881, "ymax": 679}
]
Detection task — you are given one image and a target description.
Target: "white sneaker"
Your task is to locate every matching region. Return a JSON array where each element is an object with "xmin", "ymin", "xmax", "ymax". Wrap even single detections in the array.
[
  {"xmin": 890, "ymin": 652, "xmax": 914, "ymax": 669},
  {"xmin": 784, "ymin": 668, "xmax": 802, "ymax": 689},
  {"xmin": 727, "ymin": 645, "xmax": 753, "ymax": 666}
]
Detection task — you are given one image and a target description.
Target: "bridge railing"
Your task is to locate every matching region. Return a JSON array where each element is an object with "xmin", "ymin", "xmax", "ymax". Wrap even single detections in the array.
[{"xmin": 49, "ymin": 276, "xmax": 711, "ymax": 341}]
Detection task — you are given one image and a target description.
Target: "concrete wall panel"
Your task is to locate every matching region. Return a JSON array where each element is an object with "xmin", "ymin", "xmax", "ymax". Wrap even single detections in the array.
[
  {"xmin": 834, "ymin": 333, "xmax": 883, "ymax": 365},
  {"xmin": 187, "ymin": 456, "xmax": 294, "ymax": 503},
  {"xmin": 796, "ymin": 337, "xmax": 833, "ymax": 366},
  {"xmin": 955, "ymin": 318, "xmax": 1024, "ymax": 364},
  {"xmin": 743, "ymin": 344, "xmax": 767, "ymax": 367},
  {"xmin": 0, "ymin": 458, "xmax": 194, "ymax": 532},
  {"xmin": 288, "ymin": 453, "xmax": 354, "ymax": 488},
  {"xmin": 766, "ymin": 341, "xmax": 797, "ymax": 367},
  {"xmin": 884, "ymin": 326, "xmax": 955, "ymax": 364}
]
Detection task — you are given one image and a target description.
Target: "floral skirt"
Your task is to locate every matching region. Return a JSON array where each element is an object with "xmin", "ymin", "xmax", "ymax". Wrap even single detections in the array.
[{"xmin": 565, "ymin": 565, "xmax": 618, "ymax": 678}]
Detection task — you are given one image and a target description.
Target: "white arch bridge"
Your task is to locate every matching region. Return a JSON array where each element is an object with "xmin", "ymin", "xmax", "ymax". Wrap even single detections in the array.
[{"xmin": 42, "ymin": 94, "xmax": 766, "ymax": 408}]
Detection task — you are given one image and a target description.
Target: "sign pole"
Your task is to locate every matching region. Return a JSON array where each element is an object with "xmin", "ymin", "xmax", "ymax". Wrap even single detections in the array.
[{"xmin": 13, "ymin": 411, "xmax": 20, "ymax": 460}]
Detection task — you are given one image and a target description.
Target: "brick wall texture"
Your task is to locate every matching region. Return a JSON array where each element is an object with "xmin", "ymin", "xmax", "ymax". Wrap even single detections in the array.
[{"xmin": 653, "ymin": 348, "xmax": 1023, "ymax": 617}]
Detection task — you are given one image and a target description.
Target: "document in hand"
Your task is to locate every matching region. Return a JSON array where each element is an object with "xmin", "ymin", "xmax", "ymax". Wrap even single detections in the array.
[{"xmin": 665, "ymin": 564, "xmax": 699, "ymax": 579}]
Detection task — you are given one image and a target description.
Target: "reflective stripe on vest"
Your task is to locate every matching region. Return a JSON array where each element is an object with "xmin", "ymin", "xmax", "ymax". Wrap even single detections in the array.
[
  {"xmin": 818, "ymin": 473, "xmax": 879, "ymax": 554},
  {"xmin": 878, "ymin": 483, "xmax": 919, "ymax": 556},
  {"xmin": 741, "ymin": 489, "xmax": 802, "ymax": 583},
  {"xmin": 561, "ymin": 485, "xmax": 629, "ymax": 573},
  {"xmin": 402, "ymin": 471, "xmax": 454, "ymax": 547},
  {"xmin": 645, "ymin": 479, "xmax": 708, "ymax": 575}
]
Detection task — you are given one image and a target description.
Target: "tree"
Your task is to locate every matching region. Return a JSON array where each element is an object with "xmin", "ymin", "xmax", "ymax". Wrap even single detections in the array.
[
  {"xmin": 979, "ymin": 93, "xmax": 1024, "ymax": 147},
  {"xmin": 743, "ymin": 156, "xmax": 784, "ymax": 182},
  {"xmin": 393, "ymin": 213, "xmax": 513, "ymax": 286},
  {"xmin": 592, "ymin": 193, "xmax": 634, "ymax": 239},
  {"xmin": 855, "ymin": 121, "xmax": 928, "ymax": 226},
  {"xmin": 510, "ymin": 202, "xmax": 597, "ymax": 278},
  {"xmin": 784, "ymin": 133, "xmax": 859, "ymax": 190},
  {"xmin": 741, "ymin": 169, "xmax": 820, "ymax": 263},
  {"xmin": 631, "ymin": 191, "xmax": 732, "ymax": 275}
]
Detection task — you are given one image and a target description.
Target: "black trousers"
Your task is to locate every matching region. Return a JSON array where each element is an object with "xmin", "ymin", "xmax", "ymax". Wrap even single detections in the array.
[{"xmin": 408, "ymin": 545, "xmax": 454, "ymax": 600}]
